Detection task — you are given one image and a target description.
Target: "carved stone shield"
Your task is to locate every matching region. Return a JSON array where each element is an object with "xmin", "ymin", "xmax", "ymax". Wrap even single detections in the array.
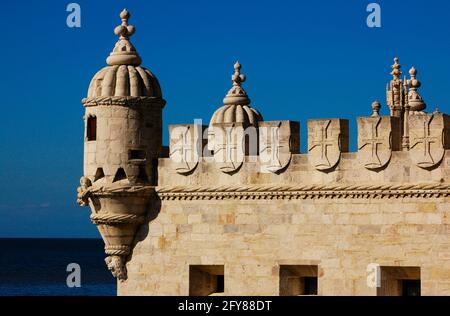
[
  {"xmin": 213, "ymin": 123, "xmax": 245, "ymax": 174},
  {"xmin": 308, "ymin": 119, "xmax": 349, "ymax": 171},
  {"xmin": 358, "ymin": 116, "xmax": 400, "ymax": 170},
  {"xmin": 259, "ymin": 121, "xmax": 299, "ymax": 173},
  {"xmin": 169, "ymin": 124, "xmax": 203, "ymax": 174},
  {"xmin": 409, "ymin": 113, "xmax": 447, "ymax": 169}
]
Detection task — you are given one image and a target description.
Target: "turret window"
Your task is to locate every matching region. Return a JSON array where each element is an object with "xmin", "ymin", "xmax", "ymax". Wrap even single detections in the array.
[{"xmin": 87, "ymin": 116, "xmax": 97, "ymax": 141}]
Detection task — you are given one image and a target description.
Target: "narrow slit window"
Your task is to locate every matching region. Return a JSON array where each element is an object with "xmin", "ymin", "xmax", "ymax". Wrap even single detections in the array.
[{"xmin": 87, "ymin": 116, "xmax": 97, "ymax": 141}]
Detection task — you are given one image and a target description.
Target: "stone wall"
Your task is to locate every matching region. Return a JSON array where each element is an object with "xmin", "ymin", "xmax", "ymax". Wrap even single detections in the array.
[{"xmin": 118, "ymin": 150, "xmax": 450, "ymax": 295}]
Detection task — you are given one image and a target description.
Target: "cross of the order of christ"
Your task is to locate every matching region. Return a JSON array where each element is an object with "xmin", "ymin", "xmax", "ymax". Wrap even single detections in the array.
[
  {"xmin": 410, "ymin": 116, "xmax": 439, "ymax": 165},
  {"xmin": 308, "ymin": 120, "xmax": 335, "ymax": 168},
  {"xmin": 215, "ymin": 126, "xmax": 243, "ymax": 164},
  {"xmin": 170, "ymin": 127, "xmax": 195, "ymax": 164},
  {"xmin": 359, "ymin": 117, "xmax": 385, "ymax": 168},
  {"xmin": 260, "ymin": 125, "xmax": 286, "ymax": 169}
]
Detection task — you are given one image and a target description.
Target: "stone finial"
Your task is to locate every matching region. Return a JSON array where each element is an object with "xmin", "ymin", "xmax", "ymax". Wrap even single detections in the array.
[
  {"xmin": 407, "ymin": 66, "xmax": 426, "ymax": 112},
  {"xmin": 223, "ymin": 61, "xmax": 251, "ymax": 106},
  {"xmin": 390, "ymin": 57, "xmax": 402, "ymax": 80},
  {"xmin": 232, "ymin": 61, "xmax": 246, "ymax": 86},
  {"xmin": 371, "ymin": 100, "xmax": 381, "ymax": 117},
  {"xmin": 106, "ymin": 9, "xmax": 142, "ymax": 66}
]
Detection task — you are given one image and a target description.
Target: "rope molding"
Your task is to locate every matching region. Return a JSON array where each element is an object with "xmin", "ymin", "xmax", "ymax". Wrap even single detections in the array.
[
  {"xmin": 90, "ymin": 213, "xmax": 146, "ymax": 225},
  {"xmin": 155, "ymin": 183, "xmax": 450, "ymax": 200},
  {"xmin": 104, "ymin": 245, "xmax": 131, "ymax": 256},
  {"xmin": 88, "ymin": 185, "xmax": 155, "ymax": 197},
  {"xmin": 82, "ymin": 96, "xmax": 165, "ymax": 108}
]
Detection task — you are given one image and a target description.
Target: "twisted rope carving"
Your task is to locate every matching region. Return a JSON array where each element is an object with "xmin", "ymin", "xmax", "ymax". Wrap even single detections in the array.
[
  {"xmin": 90, "ymin": 213, "xmax": 145, "ymax": 225},
  {"xmin": 89, "ymin": 185, "xmax": 155, "ymax": 197},
  {"xmin": 105, "ymin": 245, "xmax": 131, "ymax": 256},
  {"xmin": 156, "ymin": 182, "xmax": 450, "ymax": 200},
  {"xmin": 82, "ymin": 96, "xmax": 164, "ymax": 108}
]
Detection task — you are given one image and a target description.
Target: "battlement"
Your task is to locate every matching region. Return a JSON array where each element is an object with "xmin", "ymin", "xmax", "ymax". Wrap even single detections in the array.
[
  {"xmin": 164, "ymin": 112, "xmax": 450, "ymax": 185},
  {"xmin": 162, "ymin": 57, "xmax": 449, "ymax": 187}
]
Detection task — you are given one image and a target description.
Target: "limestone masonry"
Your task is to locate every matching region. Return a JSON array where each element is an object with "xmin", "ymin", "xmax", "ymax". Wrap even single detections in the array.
[{"xmin": 77, "ymin": 10, "xmax": 450, "ymax": 296}]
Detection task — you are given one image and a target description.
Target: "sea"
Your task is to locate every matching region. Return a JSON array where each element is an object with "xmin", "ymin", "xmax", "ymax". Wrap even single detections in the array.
[{"xmin": 0, "ymin": 238, "xmax": 116, "ymax": 296}]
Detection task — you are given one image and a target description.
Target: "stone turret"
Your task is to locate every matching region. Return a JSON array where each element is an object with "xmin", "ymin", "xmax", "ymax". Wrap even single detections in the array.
[{"xmin": 77, "ymin": 9, "xmax": 165, "ymax": 280}]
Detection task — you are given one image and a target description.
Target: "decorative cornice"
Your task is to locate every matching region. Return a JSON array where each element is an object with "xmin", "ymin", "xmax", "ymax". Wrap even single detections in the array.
[
  {"xmin": 156, "ymin": 183, "xmax": 450, "ymax": 200},
  {"xmin": 82, "ymin": 96, "xmax": 165, "ymax": 108}
]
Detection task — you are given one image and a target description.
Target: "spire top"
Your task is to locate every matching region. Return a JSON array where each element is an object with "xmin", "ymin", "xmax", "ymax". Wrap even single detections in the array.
[
  {"xmin": 115, "ymin": 9, "xmax": 135, "ymax": 40},
  {"xmin": 386, "ymin": 56, "xmax": 405, "ymax": 117},
  {"xmin": 390, "ymin": 57, "xmax": 402, "ymax": 80},
  {"xmin": 223, "ymin": 61, "xmax": 251, "ymax": 106},
  {"xmin": 232, "ymin": 61, "xmax": 246, "ymax": 87},
  {"xmin": 106, "ymin": 9, "xmax": 142, "ymax": 66}
]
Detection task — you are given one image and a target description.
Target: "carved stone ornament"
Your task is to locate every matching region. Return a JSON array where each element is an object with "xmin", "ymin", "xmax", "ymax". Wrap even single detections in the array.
[
  {"xmin": 259, "ymin": 121, "xmax": 299, "ymax": 173},
  {"xmin": 169, "ymin": 124, "xmax": 203, "ymax": 174},
  {"xmin": 105, "ymin": 255, "xmax": 127, "ymax": 280},
  {"xmin": 76, "ymin": 176, "xmax": 92, "ymax": 206},
  {"xmin": 409, "ymin": 112, "xmax": 447, "ymax": 169},
  {"xmin": 308, "ymin": 119, "xmax": 348, "ymax": 171},
  {"xmin": 358, "ymin": 116, "xmax": 399, "ymax": 170},
  {"xmin": 213, "ymin": 123, "xmax": 245, "ymax": 174}
]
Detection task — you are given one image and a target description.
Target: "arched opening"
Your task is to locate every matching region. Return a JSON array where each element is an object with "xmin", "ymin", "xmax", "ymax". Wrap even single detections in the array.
[
  {"xmin": 94, "ymin": 168, "xmax": 105, "ymax": 182},
  {"xmin": 113, "ymin": 168, "xmax": 127, "ymax": 182},
  {"xmin": 87, "ymin": 116, "xmax": 97, "ymax": 141}
]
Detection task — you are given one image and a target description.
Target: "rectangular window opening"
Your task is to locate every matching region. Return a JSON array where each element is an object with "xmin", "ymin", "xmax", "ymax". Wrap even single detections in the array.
[
  {"xmin": 129, "ymin": 149, "xmax": 146, "ymax": 160},
  {"xmin": 377, "ymin": 266, "xmax": 421, "ymax": 296},
  {"xmin": 279, "ymin": 265, "xmax": 318, "ymax": 296},
  {"xmin": 189, "ymin": 265, "xmax": 224, "ymax": 296}
]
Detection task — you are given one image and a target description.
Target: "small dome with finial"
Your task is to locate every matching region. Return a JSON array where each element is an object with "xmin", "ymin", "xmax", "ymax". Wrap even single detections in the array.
[
  {"xmin": 209, "ymin": 62, "xmax": 263, "ymax": 127},
  {"xmin": 207, "ymin": 62, "xmax": 263, "ymax": 150},
  {"xmin": 84, "ymin": 9, "xmax": 163, "ymax": 100}
]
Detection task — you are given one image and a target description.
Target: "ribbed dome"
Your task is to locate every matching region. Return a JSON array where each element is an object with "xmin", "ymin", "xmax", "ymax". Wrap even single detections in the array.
[
  {"xmin": 207, "ymin": 62, "xmax": 263, "ymax": 151},
  {"xmin": 209, "ymin": 62, "xmax": 263, "ymax": 127},
  {"xmin": 210, "ymin": 104, "xmax": 263, "ymax": 126},
  {"xmin": 87, "ymin": 65, "xmax": 162, "ymax": 98},
  {"xmin": 85, "ymin": 9, "xmax": 163, "ymax": 100}
]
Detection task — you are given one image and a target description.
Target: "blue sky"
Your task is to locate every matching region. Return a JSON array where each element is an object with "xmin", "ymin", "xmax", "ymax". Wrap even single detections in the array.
[{"xmin": 1, "ymin": 0, "xmax": 449, "ymax": 237}]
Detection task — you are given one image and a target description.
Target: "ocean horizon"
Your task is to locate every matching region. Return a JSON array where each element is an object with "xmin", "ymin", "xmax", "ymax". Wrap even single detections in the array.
[{"xmin": 0, "ymin": 238, "xmax": 116, "ymax": 296}]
